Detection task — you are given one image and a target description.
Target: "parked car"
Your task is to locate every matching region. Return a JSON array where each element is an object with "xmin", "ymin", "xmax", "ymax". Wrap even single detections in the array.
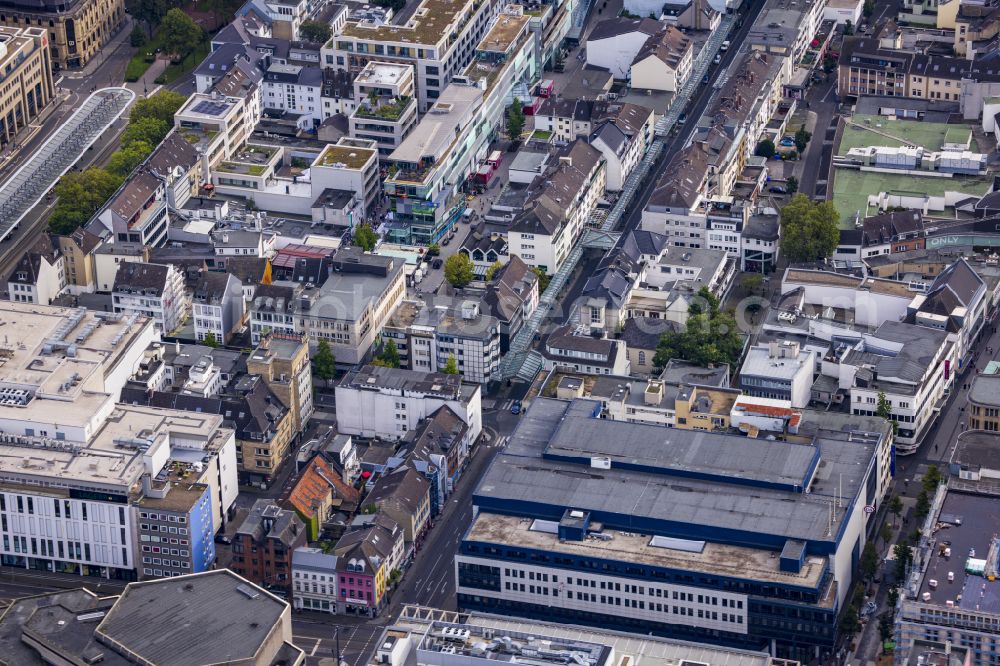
[
  {"xmin": 432, "ymin": 258, "xmax": 443, "ymax": 269},
  {"xmin": 511, "ymin": 400, "xmax": 522, "ymax": 415},
  {"xmin": 769, "ymin": 185, "xmax": 788, "ymax": 194},
  {"xmin": 215, "ymin": 534, "xmax": 232, "ymax": 545},
  {"xmin": 442, "ymin": 236, "xmax": 451, "ymax": 246}
]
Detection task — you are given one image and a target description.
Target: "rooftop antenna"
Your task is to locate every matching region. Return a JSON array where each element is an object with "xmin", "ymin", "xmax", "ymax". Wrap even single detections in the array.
[{"xmin": 838, "ymin": 473, "xmax": 843, "ymax": 508}]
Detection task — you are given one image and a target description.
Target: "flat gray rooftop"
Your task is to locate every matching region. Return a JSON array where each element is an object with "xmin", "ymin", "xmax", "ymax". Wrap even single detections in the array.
[
  {"xmin": 96, "ymin": 570, "xmax": 290, "ymax": 665},
  {"xmin": 544, "ymin": 414, "xmax": 820, "ymax": 490},
  {"xmin": 477, "ymin": 398, "xmax": 877, "ymax": 545}
]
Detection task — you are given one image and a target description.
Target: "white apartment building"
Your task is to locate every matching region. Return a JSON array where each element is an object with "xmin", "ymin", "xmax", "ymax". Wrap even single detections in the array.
[
  {"xmin": 94, "ymin": 171, "xmax": 171, "ymax": 249},
  {"xmin": 349, "ymin": 61, "xmax": 418, "ymax": 156},
  {"xmin": 7, "ymin": 239, "xmax": 65, "ymax": 306},
  {"xmin": 534, "ymin": 99, "xmax": 654, "ymax": 192},
  {"xmin": 383, "ymin": 298, "xmax": 501, "ymax": 384},
  {"xmin": 382, "ymin": 6, "xmax": 538, "ymax": 245},
  {"xmin": 324, "ymin": 0, "xmax": 501, "ymax": 111},
  {"xmin": 249, "ymin": 248, "xmax": 406, "ymax": 364},
  {"xmin": 292, "ymin": 546, "xmax": 339, "ymax": 614},
  {"xmin": 237, "ymin": 0, "xmax": 308, "ymax": 40},
  {"xmin": 192, "ymin": 272, "xmax": 245, "ymax": 344},
  {"xmin": 112, "ymin": 262, "xmax": 188, "ymax": 334},
  {"xmin": 508, "ymin": 141, "xmax": 606, "ymax": 274},
  {"xmin": 739, "ymin": 341, "xmax": 816, "ymax": 408},
  {"xmin": 335, "ymin": 365, "xmax": 482, "ymax": 442},
  {"xmin": 262, "ymin": 62, "xmax": 324, "ymax": 126},
  {"xmin": 0, "ymin": 303, "xmax": 238, "ymax": 581},
  {"xmin": 844, "ymin": 321, "xmax": 953, "ymax": 453},
  {"xmin": 174, "ymin": 90, "xmax": 262, "ymax": 173}
]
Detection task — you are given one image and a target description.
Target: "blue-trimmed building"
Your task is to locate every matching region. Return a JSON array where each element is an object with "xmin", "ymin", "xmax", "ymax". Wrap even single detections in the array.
[
  {"xmin": 456, "ymin": 398, "xmax": 889, "ymax": 661},
  {"xmin": 133, "ymin": 481, "xmax": 216, "ymax": 580}
]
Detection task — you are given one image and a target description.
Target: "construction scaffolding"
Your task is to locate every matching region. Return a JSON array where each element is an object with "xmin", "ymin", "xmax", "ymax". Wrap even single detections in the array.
[{"xmin": 0, "ymin": 87, "xmax": 135, "ymax": 242}]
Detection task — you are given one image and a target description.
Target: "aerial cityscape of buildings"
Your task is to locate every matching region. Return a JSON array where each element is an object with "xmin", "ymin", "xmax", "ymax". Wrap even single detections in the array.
[{"xmin": 0, "ymin": 0, "xmax": 1000, "ymax": 663}]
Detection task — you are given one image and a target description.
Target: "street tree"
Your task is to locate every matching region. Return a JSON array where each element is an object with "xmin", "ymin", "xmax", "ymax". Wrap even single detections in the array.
[
  {"xmin": 444, "ymin": 253, "xmax": 475, "ymax": 288},
  {"xmin": 507, "ymin": 99, "xmax": 525, "ymax": 143},
  {"xmin": 779, "ymin": 193, "xmax": 840, "ymax": 262},
  {"xmin": 134, "ymin": 0, "xmax": 167, "ymax": 37},
  {"xmin": 131, "ymin": 25, "xmax": 148, "ymax": 47},
  {"xmin": 860, "ymin": 542, "xmax": 879, "ymax": 581},
  {"xmin": 915, "ymin": 490, "xmax": 931, "ymax": 519},
  {"xmin": 121, "ymin": 116, "xmax": 170, "ymax": 149},
  {"xmin": 312, "ymin": 339, "xmax": 336, "ymax": 385},
  {"xmin": 741, "ymin": 273, "xmax": 763, "ymax": 295},
  {"xmin": 786, "ymin": 175, "xmax": 799, "ymax": 194},
  {"xmin": 353, "ymin": 222, "xmax": 378, "ymax": 251},
  {"xmin": 880, "ymin": 521, "xmax": 893, "ymax": 546},
  {"xmin": 131, "ymin": 89, "xmax": 186, "ymax": 126},
  {"xmin": 893, "ymin": 542, "xmax": 912, "ymax": 581},
  {"xmin": 108, "ymin": 140, "xmax": 154, "ymax": 177},
  {"xmin": 754, "ymin": 139, "xmax": 776, "ymax": 158},
  {"xmin": 442, "ymin": 355, "xmax": 459, "ymax": 375},
  {"xmin": 794, "ymin": 124, "xmax": 812, "ymax": 152},
  {"xmin": 161, "ymin": 9, "xmax": 203, "ymax": 59},
  {"xmin": 49, "ymin": 168, "xmax": 123, "ymax": 235},
  {"xmin": 840, "ymin": 605, "xmax": 860, "ymax": 636},
  {"xmin": 485, "ymin": 260, "xmax": 503, "ymax": 281},
  {"xmin": 299, "ymin": 21, "xmax": 333, "ymax": 43},
  {"xmin": 889, "ymin": 495, "xmax": 904, "ymax": 526},
  {"xmin": 922, "ymin": 464, "xmax": 942, "ymax": 493}
]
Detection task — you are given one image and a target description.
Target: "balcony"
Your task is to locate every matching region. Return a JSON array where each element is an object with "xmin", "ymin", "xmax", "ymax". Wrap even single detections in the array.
[{"xmin": 355, "ymin": 95, "xmax": 413, "ymax": 122}]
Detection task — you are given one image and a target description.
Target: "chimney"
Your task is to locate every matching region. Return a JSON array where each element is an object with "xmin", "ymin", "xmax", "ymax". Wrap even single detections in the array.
[{"xmin": 559, "ymin": 156, "xmax": 572, "ymax": 167}]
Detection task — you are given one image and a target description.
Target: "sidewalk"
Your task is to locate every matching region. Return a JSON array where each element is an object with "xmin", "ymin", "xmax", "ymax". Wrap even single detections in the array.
[{"xmin": 61, "ymin": 17, "xmax": 134, "ymax": 81}]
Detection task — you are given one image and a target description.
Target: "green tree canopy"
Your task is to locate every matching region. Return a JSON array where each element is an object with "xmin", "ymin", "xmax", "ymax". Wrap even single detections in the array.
[
  {"xmin": 507, "ymin": 98, "xmax": 525, "ymax": 142},
  {"xmin": 121, "ymin": 116, "xmax": 170, "ymax": 149},
  {"xmin": 485, "ymin": 260, "xmax": 503, "ymax": 282},
  {"xmin": 49, "ymin": 169, "xmax": 124, "ymax": 235},
  {"xmin": 533, "ymin": 266, "xmax": 551, "ymax": 292},
  {"xmin": 779, "ymin": 193, "xmax": 840, "ymax": 262},
  {"xmin": 653, "ymin": 288, "xmax": 744, "ymax": 370},
  {"xmin": 134, "ymin": 0, "xmax": 167, "ymax": 37},
  {"xmin": 313, "ymin": 339, "xmax": 336, "ymax": 383},
  {"xmin": 922, "ymin": 464, "xmax": 943, "ymax": 494},
  {"xmin": 130, "ymin": 24, "xmax": 148, "ymax": 47},
  {"xmin": 915, "ymin": 490, "xmax": 931, "ymax": 519},
  {"xmin": 786, "ymin": 175, "xmax": 799, "ymax": 194},
  {"xmin": 741, "ymin": 273, "xmax": 763, "ymax": 294},
  {"xmin": 794, "ymin": 124, "xmax": 812, "ymax": 153},
  {"xmin": 754, "ymin": 139, "xmax": 776, "ymax": 158},
  {"xmin": 131, "ymin": 89, "xmax": 186, "ymax": 126},
  {"xmin": 860, "ymin": 542, "xmax": 879, "ymax": 581},
  {"xmin": 441, "ymin": 354, "xmax": 459, "ymax": 375},
  {"xmin": 299, "ymin": 21, "xmax": 332, "ymax": 43},
  {"xmin": 444, "ymin": 253, "xmax": 475, "ymax": 288},
  {"xmin": 378, "ymin": 339, "xmax": 400, "ymax": 368},
  {"xmin": 108, "ymin": 140, "xmax": 154, "ymax": 177},
  {"xmin": 353, "ymin": 222, "xmax": 378, "ymax": 252},
  {"xmin": 889, "ymin": 495, "xmax": 903, "ymax": 524},
  {"xmin": 161, "ymin": 8, "xmax": 203, "ymax": 58},
  {"xmin": 880, "ymin": 522, "xmax": 893, "ymax": 546},
  {"xmin": 202, "ymin": 332, "xmax": 219, "ymax": 348}
]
